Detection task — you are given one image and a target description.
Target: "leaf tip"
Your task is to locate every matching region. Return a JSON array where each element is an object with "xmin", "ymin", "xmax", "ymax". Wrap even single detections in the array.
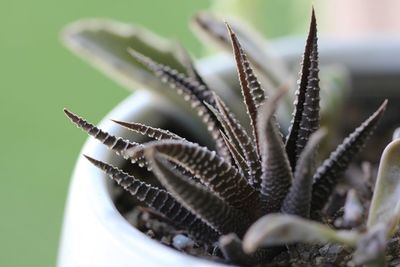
[
  {"xmin": 224, "ymin": 22, "xmax": 235, "ymax": 37},
  {"xmin": 111, "ymin": 119, "xmax": 130, "ymax": 128},
  {"xmin": 83, "ymin": 154, "xmax": 100, "ymax": 166},
  {"xmin": 63, "ymin": 108, "xmax": 80, "ymax": 124}
]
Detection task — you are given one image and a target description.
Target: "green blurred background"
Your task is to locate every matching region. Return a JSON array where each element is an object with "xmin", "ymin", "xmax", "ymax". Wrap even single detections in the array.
[{"xmin": 0, "ymin": 1, "xmax": 310, "ymax": 266}]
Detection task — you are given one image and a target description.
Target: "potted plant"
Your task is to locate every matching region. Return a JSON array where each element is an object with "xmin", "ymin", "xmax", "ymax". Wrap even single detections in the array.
[{"xmin": 58, "ymin": 8, "xmax": 400, "ymax": 267}]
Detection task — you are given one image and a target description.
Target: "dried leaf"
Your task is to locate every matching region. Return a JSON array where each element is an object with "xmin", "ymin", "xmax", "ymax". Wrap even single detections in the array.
[
  {"xmin": 367, "ymin": 139, "xmax": 400, "ymax": 235},
  {"xmin": 243, "ymin": 214, "xmax": 359, "ymax": 253}
]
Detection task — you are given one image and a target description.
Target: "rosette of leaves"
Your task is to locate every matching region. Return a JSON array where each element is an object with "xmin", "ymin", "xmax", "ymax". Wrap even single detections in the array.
[{"xmin": 64, "ymin": 10, "xmax": 396, "ymax": 266}]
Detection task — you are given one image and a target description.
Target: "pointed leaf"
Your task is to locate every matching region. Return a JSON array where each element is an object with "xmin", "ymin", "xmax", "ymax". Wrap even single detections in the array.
[
  {"xmin": 311, "ymin": 100, "xmax": 387, "ymax": 213},
  {"xmin": 227, "ymin": 23, "xmax": 265, "ymax": 151},
  {"xmin": 128, "ymin": 49, "xmax": 231, "ymax": 161},
  {"xmin": 367, "ymin": 139, "xmax": 400, "ymax": 235},
  {"xmin": 84, "ymin": 155, "xmax": 219, "ymax": 243},
  {"xmin": 128, "ymin": 139, "xmax": 260, "ymax": 215},
  {"xmin": 64, "ymin": 109, "xmax": 148, "ymax": 168},
  {"xmin": 175, "ymin": 45, "xmax": 216, "ymax": 106},
  {"xmin": 220, "ymin": 130, "xmax": 250, "ymax": 177},
  {"xmin": 243, "ymin": 214, "xmax": 359, "ymax": 253},
  {"xmin": 258, "ymin": 90, "xmax": 293, "ymax": 213},
  {"xmin": 112, "ymin": 120, "xmax": 185, "ymax": 141},
  {"xmin": 149, "ymin": 153, "xmax": 251, "ymax": 237},
  {"xmin": 286, "ymin": 9, "xmax": 319, "ymax": 171},
  {"xmin": 207, "ymin": 92, "xmax": 262, "ymax": 189},
  {"xmin": 282, "ymin": 129, "xmax": 327, "ymax": 218},
  {"xmin": 128, "ymin": 48, "xmax": 214, "ymax": 109}
]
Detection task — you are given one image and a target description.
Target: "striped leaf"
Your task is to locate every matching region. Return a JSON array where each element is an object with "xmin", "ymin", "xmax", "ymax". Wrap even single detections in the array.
[
  {"xmin": 127, "ymin": 139, "xmax": 261, "ymax": 216},
  {"xmin": 209, "ymin": 92, "xmax": 262, "ymax": 189},
  {"xmin": 176, "ymin": 45, "xmax": 216, "ymax": 107},
  {"xmin": 84, "ymin": 155, "xmax": 219, "ymax": 243},
  {"xmin": 112, "ymin": 120, "xmax": 185, "ymax": 141},
  {"xmin": 258, "ymin": 90, "xmax": 293, "ymax": 213},
  {"xmin": 149, "ymin": 153, "xmax": 251, "ymax": 237},
  {"xmin": 227, "ymin": 23, "xmax": 265, "ymax": 152},
  {"xmin": 203, "ymin": 101, "xmax": 253, "ymax": 182},
  {"xmin": 311, "ymin": 100, "xmax": 387, "ymax": 213},
  {"xmin": 282, "ymin": 129, "xmax": 326, "ymax": 218},
  {"xmin": 220, "ymin": 131, "xmax": 250, "ymax": 177},
  {"xmin": 64, "ymin": 109, "xmax": 148, "ymax": 168},
  {"xmin": 127, "ymin": 49, "xmax": 231, "ymax": 161},
  {"xmin": 286, "ymin": 8, "xmax": 319, "ymax": 171}
]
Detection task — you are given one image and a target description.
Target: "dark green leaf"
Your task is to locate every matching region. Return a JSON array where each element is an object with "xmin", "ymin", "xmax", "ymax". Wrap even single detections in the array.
[
  {"xmin": 84, "ymin": 155, "xmax": 219, "ymax": 243},
  {"xmin": 127, "ymin": 49, "xmax": 231, "ymax": 161},
  {"xmin": 127, "ymin": 139, "xmax": 261, "ymax": 216},
  {"xmin": 285, "ymin": 9, "xmax": 319, "ymax": 171},
  {"xmin": 64, "ymin": 109, "xmax": 148, "ymax": 168},
  {"xmin": 207, "ymin": 92, "xmax": 262, "ymax": 189},
  {"xmin": 112, "ymin": 120, "xmax": 185, "ymax": 140},
  {"xmin": 149, "ymin": 153, "xmax": 251, "ymax": 237},
  {"xmin": 258, "ymin": 90, "xmax": 293, "ymax": 213},
  {"xmin": 282, "ymin": 129, "xmax": 326, "ymax": 218},
  {"xmin": 227, "ymin": 23, "xmax": 265, "ymax": 152},
  {"xmin": 311, "ymin": 100, "xmax": 387, "ymax": 214}
]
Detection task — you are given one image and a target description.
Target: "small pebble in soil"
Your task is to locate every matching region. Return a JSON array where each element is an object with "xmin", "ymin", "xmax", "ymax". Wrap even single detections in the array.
[{"xmin": 173, "ymin": 234, "xmax": 195, "ymax": 250}]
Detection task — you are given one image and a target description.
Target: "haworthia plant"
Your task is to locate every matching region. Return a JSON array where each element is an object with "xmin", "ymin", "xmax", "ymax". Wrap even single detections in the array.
[{"xmin": 64, "ymin": 9, "xmax": 400, "ymax": 267}]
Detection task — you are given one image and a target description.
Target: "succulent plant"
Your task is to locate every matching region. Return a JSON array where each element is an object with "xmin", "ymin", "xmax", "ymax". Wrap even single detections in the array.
[{"xmin": 64, "ymin": 9, "xmax": 400, "ymax": 267}]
